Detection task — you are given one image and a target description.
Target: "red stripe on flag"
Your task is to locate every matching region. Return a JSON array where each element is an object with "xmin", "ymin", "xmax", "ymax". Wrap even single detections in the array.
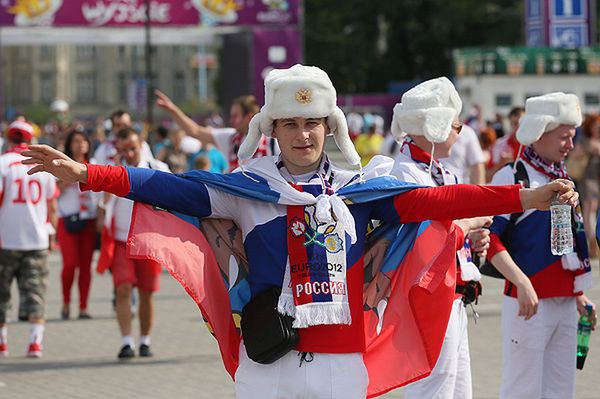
[
  {"xmin": 287, "ymin": 205, "xmax": 312, "ymax": 305},
  {"xmin": 364, "ymin": 220, "xmax": 456, "ymax": 398},
  {"xmin": 127, "ymin": 203, "xmax": 240, "ymax": 378}
]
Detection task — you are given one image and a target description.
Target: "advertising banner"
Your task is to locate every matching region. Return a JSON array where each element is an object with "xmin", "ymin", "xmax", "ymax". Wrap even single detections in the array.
[
  {"xmin": 252, "ymin": 27, "xmax": 302, "ymax": 104},
  {"xmin": 454, "ymin": 47, "xmax": 600, "ymax": 76},
  {"xmin": 524, "ymin": 0, "xmax": 594, "ymax": 47},
  {"xmin": 0, "ymin": 0, "xmax": 299, "ymax": 27}
]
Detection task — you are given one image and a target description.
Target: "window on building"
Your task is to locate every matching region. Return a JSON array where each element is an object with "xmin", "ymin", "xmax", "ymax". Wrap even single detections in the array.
[
  {"xmin": 76, "ymin": 45, "xmax": 96, "ymax": 61},
  {"xmin": 40, "ymin": 72, "xmax": 55, "ymax": 103},
  {"xmin": 173, "ymin": 72, "xmax": 185, "ymax": 102},
  {"xmin": 584, "ymin": 93, "xmax": 600, "ymax": 106},
  {"xmin": 77, "ymin": 73, "xmax": 97, "ymax": 103},
  {"xmin": 173, "ymin": 46, "xmax": 183, "ymax": 58},
  {"xmin": 117, "ymin": 45, "xmax": 127, "ymax": 61},
  {"xmin": 134, "ymin": 45, "xmax": 145, "ymax": 59},
  {"xmin": 39, "ymin": 46, "xmax": 54, "ymax": 61},
  {"xmin": 17, "ymin": 47, "xmax": 29, "ymax": 61},
  {"xmin": 16, "ymin": 76, "xmax": 31, "ymax": 102},
  {"xmin": 495, "ymin": 94, "xmax": 512, "ymax": 107},
  {"xmin": 118, "ymin": 73, "xmax": 128, "ymax": 103}
]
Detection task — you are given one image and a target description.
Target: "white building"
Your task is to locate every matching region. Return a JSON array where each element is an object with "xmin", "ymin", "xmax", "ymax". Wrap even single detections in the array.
[{"xmin": 454, "ymin": 47, "xmax": 600, "ymax": 121}]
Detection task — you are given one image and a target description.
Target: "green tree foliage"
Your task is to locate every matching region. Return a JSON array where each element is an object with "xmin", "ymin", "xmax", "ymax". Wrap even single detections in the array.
[{"xmin": 304, "ymin": 0, "xmax": 523, "ymax": 93}]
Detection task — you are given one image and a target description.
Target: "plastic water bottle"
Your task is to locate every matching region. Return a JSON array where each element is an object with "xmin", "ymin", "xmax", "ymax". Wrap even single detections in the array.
[
  {"xmin": 550, "ymin": 197, "xmax": 573, "ymax": 256},
  {"xmin": 577, "ymin": 304, "xmax": 594, "ymax": 370}
]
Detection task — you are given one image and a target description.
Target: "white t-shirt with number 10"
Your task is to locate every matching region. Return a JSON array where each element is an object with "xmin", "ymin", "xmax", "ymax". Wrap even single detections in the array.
[{"xmin": 0, "ymin": 149, "xmax": 58, "ymax": 250}]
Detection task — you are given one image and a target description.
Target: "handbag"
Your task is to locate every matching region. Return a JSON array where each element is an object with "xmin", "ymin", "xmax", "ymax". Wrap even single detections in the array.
[
  {"xmin": 241, "ymin": 287, "xmax": 299, "ymax": 364},
  {"xmin": 64, "ymin": 214, "xmax": 88, "ymax": 233}
]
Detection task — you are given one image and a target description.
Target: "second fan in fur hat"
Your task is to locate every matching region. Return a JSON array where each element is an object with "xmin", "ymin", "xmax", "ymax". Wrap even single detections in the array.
[{"xmin": 391, "ymin": 77, "xmax": 462, "ymax": 143}]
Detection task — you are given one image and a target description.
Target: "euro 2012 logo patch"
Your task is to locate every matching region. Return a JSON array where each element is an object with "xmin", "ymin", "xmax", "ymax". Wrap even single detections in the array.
[{"xmin": 289, "ymin": 217, "xmax": 343, "ymax": 253}]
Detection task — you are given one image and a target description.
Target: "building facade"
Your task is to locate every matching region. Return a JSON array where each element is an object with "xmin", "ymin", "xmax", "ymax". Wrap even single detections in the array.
[
  {"xmin": 454, "ymin": 46, "xmax": 600, "ymax": 121},
  {"xmin": 1, "ymin": 44, "xmax": 217, "ymax": 120}
]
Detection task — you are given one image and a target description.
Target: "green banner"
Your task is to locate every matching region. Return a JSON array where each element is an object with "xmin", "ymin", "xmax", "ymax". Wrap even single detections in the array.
[{"xmin": 453, "ymin": 47, "xmax": 600, "ymax": 76}]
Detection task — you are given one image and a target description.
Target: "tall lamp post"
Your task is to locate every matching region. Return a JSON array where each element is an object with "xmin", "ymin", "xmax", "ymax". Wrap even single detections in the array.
[{"xmin": 144, "ymin": 0, "xmax": 153, "ymax": 126}]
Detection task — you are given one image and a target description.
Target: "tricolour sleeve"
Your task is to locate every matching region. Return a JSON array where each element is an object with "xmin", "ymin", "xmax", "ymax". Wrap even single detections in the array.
[{"xmin": 81, "ymin": 164, "xmax": 214, "ymax": 218}]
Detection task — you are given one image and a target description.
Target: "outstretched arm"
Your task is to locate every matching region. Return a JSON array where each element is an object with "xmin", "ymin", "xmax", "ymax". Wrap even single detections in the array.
[
  {"xmin": 22, "ymin": 145, "xmax": 215, "ymax": 218},
  {"xmin": 391, "ymin": 182, "xmax": 577, "ymax": 224},
  {"xmin": 155, "ymin": 89, "xmax": 216, "ymax": 145}
]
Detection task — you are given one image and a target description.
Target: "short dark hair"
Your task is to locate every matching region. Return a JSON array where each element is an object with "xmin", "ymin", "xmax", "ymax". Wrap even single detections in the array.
[
  {"xmin": 231, "ymin": 95, "xmax": 259, "ymax": 116},
  {"xmin": 156, "ymin": 125, "xmax": 169, "ymax": 139},
  {"xmin": 110, "ymin": 109, "xmax": 130, "ymax": 123},
  {"xmin": 8, "ymin": 133, "xmax": 27, "ymax": 144},
  {"xmin": 508, "ymin": 107, "xmax": 525, "ymax": 118},
  {"xmin": 116, "ymin": 127, "xmax": 139, "ymax": 141}
]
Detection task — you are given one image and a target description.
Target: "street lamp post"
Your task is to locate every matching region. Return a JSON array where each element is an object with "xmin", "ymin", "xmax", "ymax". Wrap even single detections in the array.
[{"xmin": 145, "ymin": 0, "xmax": 153, "ymax": 126}]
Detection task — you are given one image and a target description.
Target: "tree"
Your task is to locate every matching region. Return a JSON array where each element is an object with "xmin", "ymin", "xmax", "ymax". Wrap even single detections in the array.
[{"xmin": 305, "ymin": 0, "xmax": 523, "ymax": 93}]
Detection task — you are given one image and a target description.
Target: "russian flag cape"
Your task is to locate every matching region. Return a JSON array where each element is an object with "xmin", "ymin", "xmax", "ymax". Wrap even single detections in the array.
[{"xmin": 126, "ymin": 156, "xmax": 458, "ymax": 398}]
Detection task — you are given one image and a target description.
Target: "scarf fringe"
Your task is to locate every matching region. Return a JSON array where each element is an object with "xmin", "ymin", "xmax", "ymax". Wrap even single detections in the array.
[
  {"xmin": 291, "ymin": 302, "xmax": 352, "ymax": 328},
  {"xmin": 574, "ymin": 272, "xmax": 594, "ymax": 293}
]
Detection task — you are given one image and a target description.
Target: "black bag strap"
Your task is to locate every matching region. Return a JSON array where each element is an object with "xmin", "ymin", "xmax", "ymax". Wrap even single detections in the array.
[
  {"xmin": 508, "ymin": 160, "xmax": 528, "ymax": 224},
  {"xmin": 479, "ymin": 161, "xmax": 529, "ymax": 280}
]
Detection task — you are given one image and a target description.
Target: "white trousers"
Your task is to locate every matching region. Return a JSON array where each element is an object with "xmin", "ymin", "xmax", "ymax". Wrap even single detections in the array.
[
  {"xmin": 404, "ymin": 298, "xmax": 472, "ymax": 399},
  {"xmin": 235, "ymin": 342, "xmax": 369, "ymax": 399},
  {"xmin": 500, "ymin": 296, "xmax": 577, "ymax": 399}
]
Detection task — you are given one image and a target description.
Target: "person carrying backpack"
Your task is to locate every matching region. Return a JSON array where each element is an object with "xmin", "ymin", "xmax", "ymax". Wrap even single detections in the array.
[{"xmin": 487, "ymin": 92, "xmax": 596, "ymax": 399}]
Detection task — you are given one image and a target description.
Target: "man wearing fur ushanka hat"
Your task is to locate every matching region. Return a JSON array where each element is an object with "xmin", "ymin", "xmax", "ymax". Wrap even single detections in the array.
[
  {"xmin": 391, "ymin": 76, "xmax": 497, "ymax": 399},
  {"xmin": 487, "ymin": 92, "xmax": 596, "ymax": 399},
  {"xmin": 21, "ymin": 66, "xmax": 579, "ymax": 398}
]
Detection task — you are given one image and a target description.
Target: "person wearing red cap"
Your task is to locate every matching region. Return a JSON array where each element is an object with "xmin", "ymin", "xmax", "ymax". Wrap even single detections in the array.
[{"xmin": 0, "ymin": 120, "xmax": 59, "ymax": 358}]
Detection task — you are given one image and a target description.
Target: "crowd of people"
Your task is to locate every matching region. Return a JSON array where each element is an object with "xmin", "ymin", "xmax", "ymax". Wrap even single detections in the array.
[{"xmin": 0, "ymin": 64, "xmax": 598, "ymax": 399}]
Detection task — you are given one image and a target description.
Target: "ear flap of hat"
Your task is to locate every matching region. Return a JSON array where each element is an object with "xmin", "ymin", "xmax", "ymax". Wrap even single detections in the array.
[
  {"xmin": 390, "ymin": 103, "xmax": 407, "ymax": 140},
  {"xmin": 422, "ymin": 107, "xmax": 456, "ymax": 143},
  {"xmin": 238, "ymin": 114, "xmax": 264, "ymax": 163},
  {"xmin": 516, "ymin": 114, "xmax": 556, "ymax": 145},
  {"xmin": 328, "ymin": 107, "xmax": 361, "ymax": 166}
]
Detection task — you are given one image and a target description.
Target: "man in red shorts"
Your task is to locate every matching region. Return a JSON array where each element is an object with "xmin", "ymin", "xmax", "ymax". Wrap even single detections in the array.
[{"xmin": 100, "ymin": 127, "xmax": 170, "ymax": 359}]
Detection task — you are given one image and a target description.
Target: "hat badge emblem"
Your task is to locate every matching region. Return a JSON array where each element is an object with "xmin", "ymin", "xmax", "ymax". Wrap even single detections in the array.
[{"xmin": 295, "ymin": 88, "xmax": 312, "ymax": 104}]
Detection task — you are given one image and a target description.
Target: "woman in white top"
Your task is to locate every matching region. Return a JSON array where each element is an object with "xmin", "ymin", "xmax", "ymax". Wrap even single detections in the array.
[{"xmin": 56, "ymin": 130, "xmax": 99, "ymax": 320}]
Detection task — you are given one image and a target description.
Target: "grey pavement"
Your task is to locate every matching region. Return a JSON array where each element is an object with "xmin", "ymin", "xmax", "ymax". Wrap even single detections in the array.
[{"xmin": 0, "ymin": 252, "xmax": 599, "ymax": 399}]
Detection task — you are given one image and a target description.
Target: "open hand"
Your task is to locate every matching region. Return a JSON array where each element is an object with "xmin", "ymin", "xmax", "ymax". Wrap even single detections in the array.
[
  {"xmin": 21, "ymin": 145, "xmax": 88, "ymax": 184},
  {"xmin": 155, "ymin": 89, "xmax": 176, "ymax": 112}
]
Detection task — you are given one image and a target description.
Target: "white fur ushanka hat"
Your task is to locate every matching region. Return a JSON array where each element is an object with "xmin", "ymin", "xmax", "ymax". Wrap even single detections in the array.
[
  {"xmin": 516, "ymin": 92, "xmax": 582, "ymax": 145},
  {"xmin": 391, "ymin": 77, "xmax": 462, "ymax": 143},
  {"xmin": 238, "ymin": 64, "xmax": 361, "ymax": 167}
]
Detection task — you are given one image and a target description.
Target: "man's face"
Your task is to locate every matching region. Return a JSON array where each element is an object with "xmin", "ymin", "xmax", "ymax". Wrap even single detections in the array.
[
  {"xmin": 116, "ymin": 134, "xmax": 142, "ymax": 166},
  {"xmin": 509, "ymin": 112, "xmax": 523, "ymax": 132},
  {"xmin": 229, "ymin": 104, "xmax": 253, "ymax": 134},
  {"xmin": 532, "ymin": 124, "xmax": 576, "ymax": 164},
  {"xmin": 272, "ymin": 117, "xmax": 328, "ymax": 175},
  {"xmin": 112, "ymin": 114, "xmax": 132, "ymax": 133}
]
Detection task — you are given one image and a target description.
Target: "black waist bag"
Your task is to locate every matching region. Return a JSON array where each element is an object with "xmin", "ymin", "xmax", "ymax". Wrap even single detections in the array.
[
  {"xmin": 241, "ymin": 287, "xmax": 299, "ymax": 364},
  {"xmin": 64, "ymin": 214, "xmax": 88, "ymax": 233}
]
